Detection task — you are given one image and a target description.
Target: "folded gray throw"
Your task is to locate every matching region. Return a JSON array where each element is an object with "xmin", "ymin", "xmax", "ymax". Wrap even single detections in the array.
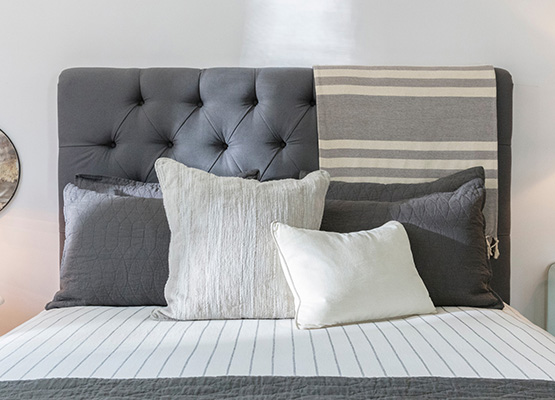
[
  {"xmin": 314, "ymin": 65, "xmax": 499, "ymax": 257},
  {"xmin": 1, "ymin": 376, "xmax": 554, "ymax": 399}
]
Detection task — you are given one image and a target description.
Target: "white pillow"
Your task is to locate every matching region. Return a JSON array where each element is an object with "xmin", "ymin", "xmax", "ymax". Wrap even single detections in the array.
[
  {"xmin": 271, "ymin": 220, "xmax": 436, "ymax": 329},
  {"xmin": 151, "ymin": 158, "xmax": 330, "ymax": 320}
]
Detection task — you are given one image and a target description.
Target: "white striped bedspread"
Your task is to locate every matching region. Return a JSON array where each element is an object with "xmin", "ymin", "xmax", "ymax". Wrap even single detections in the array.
[{"xmin": 0, "ymin": 305, "xmax": 554, "ymax": 382}]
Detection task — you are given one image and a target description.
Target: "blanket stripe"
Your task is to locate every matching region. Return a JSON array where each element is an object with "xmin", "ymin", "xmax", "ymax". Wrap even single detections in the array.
[{"xmin": 314, "ymin": 65, "xmax": 499, "ymax": 256}]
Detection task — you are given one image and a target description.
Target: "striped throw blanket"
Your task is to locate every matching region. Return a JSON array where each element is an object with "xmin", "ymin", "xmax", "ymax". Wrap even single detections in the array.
[{"xmin": 314, "ymin": 65, "xmax": 499, "ymax": 257}]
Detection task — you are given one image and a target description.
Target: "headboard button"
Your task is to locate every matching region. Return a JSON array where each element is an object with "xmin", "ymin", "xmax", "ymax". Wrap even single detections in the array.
[
  {"xmin": 280, "ymin": 141, "xmax": 287, "ymax": 149},
  {"xmin": 310, "ymin": 100, "xmax": 316, "ymax": 106},
  {"xmin": 110, "ymin": 141, "xmax": 116, "ymax": 148},
  {"xmin": 138, "ymin": 100, "xmax": 144, "ymax": 106},
  {"xmin": 222, "ymin": 143, "xmax": 229, "ymax": 150},
  {"xmin": 253, "ymin": 99, "xmax": 258, "ymax": 106},
  {"xmin": 167, "ymin": 142, "xmax": 174, "ymax": 148},
  {"xmin": 197, "ymin": 101, "xmax": 203, "ymax": 107}
]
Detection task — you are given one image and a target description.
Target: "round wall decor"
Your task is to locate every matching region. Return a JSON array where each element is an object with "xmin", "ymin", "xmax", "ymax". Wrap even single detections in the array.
[{"xmin": 0, "ymin": 129, "xmax": 20, "ymax": 211}]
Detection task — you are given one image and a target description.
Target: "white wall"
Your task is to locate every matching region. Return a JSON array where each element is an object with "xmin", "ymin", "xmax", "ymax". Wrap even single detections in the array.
[{"xmin": 1, "ymin": 0, "xmax": 554, "ymax": 334}]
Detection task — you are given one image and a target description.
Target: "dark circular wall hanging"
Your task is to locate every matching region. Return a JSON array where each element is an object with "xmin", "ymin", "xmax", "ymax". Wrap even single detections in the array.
[{"xmin": 0, "ymin": 129, "xmax": 20, "ymax": 211}]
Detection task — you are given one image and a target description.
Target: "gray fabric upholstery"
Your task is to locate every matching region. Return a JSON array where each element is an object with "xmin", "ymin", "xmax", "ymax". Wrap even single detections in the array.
[
  {"xmin": 491, "ymin": 68, "xmax": 513, "ymax": 303},
  {"xmin": 57, "ymin": 67, "xmax": 512, "ymax": 302}
]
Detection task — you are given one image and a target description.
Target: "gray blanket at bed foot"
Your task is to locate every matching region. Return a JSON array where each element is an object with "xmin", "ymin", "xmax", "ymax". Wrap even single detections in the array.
[{"xmin": 1, "ymin": 376, "xmax": 554, "ymax": 399}]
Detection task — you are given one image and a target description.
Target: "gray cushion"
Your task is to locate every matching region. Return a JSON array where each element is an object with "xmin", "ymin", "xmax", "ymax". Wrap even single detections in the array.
[
  {"xmin": 46, "ymin": 184, "xmax": 170, "ymax": 309},
  {"xmin": 325, "ymin": 166, "xmax": 485, "ymax": 202},
  {"xmin": 320, "ymin": 177, "xmax": 503, "ymax": 308}
]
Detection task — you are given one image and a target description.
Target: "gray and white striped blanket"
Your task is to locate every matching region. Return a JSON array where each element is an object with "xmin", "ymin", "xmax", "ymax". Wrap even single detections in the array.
[
  {"xmin": 314, "ymin": 65, "xmax": 499, "ymax": 256},
  {"xmin": 1, "ymin": 306, "xmax": 554, "ymax": 381}
]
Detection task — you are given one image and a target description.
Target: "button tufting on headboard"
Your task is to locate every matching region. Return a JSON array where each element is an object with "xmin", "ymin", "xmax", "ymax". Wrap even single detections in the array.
[{"xmin": 58, "ymin": 67, "xmax": 319, "ymax": 236}]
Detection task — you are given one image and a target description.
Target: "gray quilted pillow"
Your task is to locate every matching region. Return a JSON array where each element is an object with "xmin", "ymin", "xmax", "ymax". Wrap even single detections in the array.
[
  {"xmin": 320, "ymin": 178, "xmax": 503, "ymax": 309},
  {"xmin": 46, "ymin": 184, "xmax": 170, "ymax": 308},
  {"xmin": 325, "ymin": 166, "xmax": 485, "ymax": 201}
]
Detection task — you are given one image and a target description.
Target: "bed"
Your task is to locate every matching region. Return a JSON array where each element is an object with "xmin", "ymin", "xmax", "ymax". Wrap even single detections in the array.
[{"xmin": 1, "ymin": 67, "xmax": 554, "ymax": 399}]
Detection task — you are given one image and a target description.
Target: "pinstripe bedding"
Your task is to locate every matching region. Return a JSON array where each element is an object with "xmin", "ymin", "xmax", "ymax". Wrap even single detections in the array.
[{"xmin": 1, "ymin": 305, "xmax": 554, "ymax": 382}]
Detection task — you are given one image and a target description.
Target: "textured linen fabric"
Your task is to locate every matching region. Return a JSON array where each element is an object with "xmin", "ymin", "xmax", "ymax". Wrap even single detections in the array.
[
  {"xmin": 321, "ymin": 178, "xmax": 503, "ymax": 309},
  {"xmin": 152, "ymin": 158, "xmax": 330, "ymax": 320},
  {"xmin": 46, "ymin": 184, "xmax": 170, "ymax": 309},
  {"xmin": 272, "ymin": 221, "xmax": 435, "ymax": 329},
  {"xmin": 314, "ymin": 65, "xmax": 499, "ymax": 255}
]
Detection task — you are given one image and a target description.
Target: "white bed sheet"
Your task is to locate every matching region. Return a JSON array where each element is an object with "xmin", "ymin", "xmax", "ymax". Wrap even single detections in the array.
[{"xmin": 0, "ymin": 305, "xmax": 554, "ymax": 381}]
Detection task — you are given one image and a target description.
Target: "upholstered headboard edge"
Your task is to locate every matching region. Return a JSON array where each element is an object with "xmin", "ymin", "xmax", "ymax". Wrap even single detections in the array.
[{"xmin": 491, "ymin": 67, "xmax": 513, "ymax": 303}]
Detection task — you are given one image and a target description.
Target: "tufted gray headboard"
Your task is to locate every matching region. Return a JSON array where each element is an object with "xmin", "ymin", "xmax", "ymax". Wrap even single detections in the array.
[{"xmin": 58, "ymin": 67, "xmax": 513, "ymax": 302}]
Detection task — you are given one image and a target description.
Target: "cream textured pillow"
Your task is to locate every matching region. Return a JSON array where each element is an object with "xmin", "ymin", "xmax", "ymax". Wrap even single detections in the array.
[
  {"xmin": 271, "ymin": 221, "xmax": 436, "ymax": 329},
  {"xmin": 152, "ymin": 158, "xmax": 330, "ymax": 320}
]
